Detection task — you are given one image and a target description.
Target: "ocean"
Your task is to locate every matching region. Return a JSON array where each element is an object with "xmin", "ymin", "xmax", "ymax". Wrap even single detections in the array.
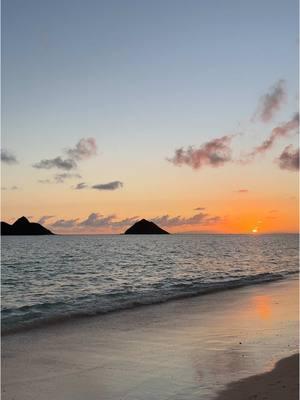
[{"xmin": 1, "ymin": 234, "xmax": 298, "ymax": 333}]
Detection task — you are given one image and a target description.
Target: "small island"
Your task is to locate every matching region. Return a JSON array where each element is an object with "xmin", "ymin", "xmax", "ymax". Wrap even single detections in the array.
[
  {"xmin": 124, "ymin": 219, "xmax": 169, "ymax": 234},
  {"xmin": 1, "ymin": 216, "xmax": 54, "ymax": 235}
]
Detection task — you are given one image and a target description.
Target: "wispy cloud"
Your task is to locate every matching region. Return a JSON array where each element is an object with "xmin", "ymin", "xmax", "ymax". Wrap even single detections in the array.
[
  {"xmin": 255, "ymin": 80, "xmax": 286, "ymax": 122},
  {"xmin": 194, "ymin": 207, "xmax": 206, "ymax": 211},
  {"xmin": 51, "ymin": 218, "xmax": 79, "ymax": 228},
  {"xmin": 37, "ymin": 215, "xmax": 55, "ymax": 225},
  {"xmin": 167, "ymin": 135, "xmax": 234, "ymax": 170},
  {"xmin": 54, "ymin": 173, "xmax": 82, "ymax": 183},
  {"xmin": 33, "ymin": 137, "xmax": 97, "ymax": 172},
  {"xmin": 78, "ymin": 213, "xmax": 116, "ymax": 227},
  {"xmin": 244, "ymin": 113, "xmax": 299, "ymax": 161},
  {"xmin": 152, "ymin": 212, "xmax": 221, "ymax": 227},
  {"xmin": 276, "ymin": 145, "xmax": 299, "ymax": 171},
  {"xmin": 74, "ymin": 182, "xmax": 88, "ymax": 190},
  {"xmin": 92, "ymin": 181, "xmax": 123, "ymax": 191},
  {"xmin": 33, "ymin": 157, "xmax": 77, "ymax": 171},
  {"xmin": 111, "ymin": 216, "xmax": 140, "ymax": 228},
  {"xmin": 1, "ymin": 186, "xmax": 21, "ymax": 190},
  {"xmin": 234, "ymin": 189, "xmax": 249, "ymax": 193},
  {"xmin": 53, "ymin": 213, "xmax": 140, "ymax": 230},
  {"xmin": 1, "ymin": 149, "xmax": 18, "ymax": 165},
  {"xmin": 49, "ymin": 210, "xmax": 221, "ymax": 232},
  {"xmin": 38, "ymin": 179, "xmax": 52, "ymax": 184}
]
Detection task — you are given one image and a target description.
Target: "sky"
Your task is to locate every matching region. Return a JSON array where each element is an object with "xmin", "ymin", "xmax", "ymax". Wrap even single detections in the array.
[{"xmin": 1, "ymin": 0, "xmax": 299, "ymax": 234}]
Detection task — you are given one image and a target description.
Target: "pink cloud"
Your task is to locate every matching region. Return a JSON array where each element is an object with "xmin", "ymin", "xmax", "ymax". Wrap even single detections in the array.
[{"xmin": 167, "ymin": 135, "xmax": 234, "ymax": 170}]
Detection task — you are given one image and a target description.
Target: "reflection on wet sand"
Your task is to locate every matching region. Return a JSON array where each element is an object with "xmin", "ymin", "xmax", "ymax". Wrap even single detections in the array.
[{"xmin": 252, "ymin": 295, "xmax": 272, "ymax": 320}]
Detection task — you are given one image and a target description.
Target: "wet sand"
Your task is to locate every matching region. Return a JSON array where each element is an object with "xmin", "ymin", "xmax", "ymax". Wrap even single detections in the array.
[
  {"xmin": 2, "ymin": 278, "xmax": 299, "ymax": 400},
  {"xmin": 215, "ymin": 353, "xmax": 299, "ymax": 400}
]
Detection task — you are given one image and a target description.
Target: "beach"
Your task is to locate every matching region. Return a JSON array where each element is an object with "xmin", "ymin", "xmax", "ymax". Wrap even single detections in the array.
[
  {"xmin": 2, "ymin": 277, "xmax": 298, "ymax": 400},
  {"xmin": 215, "ymin": 353, "xmax": 299, "ymax": 400}
]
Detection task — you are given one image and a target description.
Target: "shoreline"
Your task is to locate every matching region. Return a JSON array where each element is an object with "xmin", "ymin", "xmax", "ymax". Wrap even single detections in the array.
[
  {"xmin": 2, "ymin": 278, "xmax": 298, "ymax": 400},
  {"xmin": 2, "ymin": 274, "xmax": 298, "ymax": 337},
  {"xmin": 214, "ymin": 353, "xmax": 299, "ymax": 400}
]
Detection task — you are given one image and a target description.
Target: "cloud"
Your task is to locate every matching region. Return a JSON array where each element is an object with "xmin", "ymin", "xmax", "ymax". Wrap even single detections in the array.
[
  {"xmin": 33, "ymin": 137, "xmax": 97, "ymax": 172},
  {"xmin": 112, "ymin": 216, "xmax": 140, "ymax": 228},
  {"xmin": 255, "ymin": 80, "xmax": 286, "ymax": 122},
  {"xmin": 65, "ymin": 138, "xmax": 97, "ymax": 161},
  {"xmin": 37, "ymin": 215, "xmax": 55, "ymax": 225},
  {"xmin": 74, "ymin": 182, "xmax": 88, "ymax": 190},
  {"xmin": 245, "ymin": 113, "xmax": 299, "ymax": 160},
  {"xmin": 194, "ymin": 207, "xmax": 206, "ymax": 211},
  {"xmin": 51, "ymin": 218, "xmax": 79, "ymax": 228},
  {"xmin": 51, "ymin": 211, "xmax": 221, "ymax": 232},
  {"xmin": 38, "ymin": 179, "xmax": 52, "ymax": 184},
  {"xmin": 1, "ymin": 186, "xmax": 20, "ymax": 191},
  {"xmin": 92, "ymin": 181, "xmax": 123, "ymax": 191},
  {"xmin": 276, "ymin": 145, "xmax": 299, "ymax": 171},
  {"xmin": 1, "ymin": 149, "xmax": 18, "ymax": 165},
  {"xmin": 78, "ymin": 213, "xmax": 115, "ymax": 227},
  {"xmin": 234, "ymin": 189, "xmax": 249, "ymax": 193},
  {"xmin": 54, "ymin": 173, "xmax": 82, "ymax": 183},
  {"xmin": 33, "ymin": 157, "xmax": 77, "ymax": 171},
  {"xmin": 152, "ymin": 212, "xmax": 221, "ymax": 227},
  {"xmin": 167, "ymin": 135, "xmax": 234, "ymax": 170}
]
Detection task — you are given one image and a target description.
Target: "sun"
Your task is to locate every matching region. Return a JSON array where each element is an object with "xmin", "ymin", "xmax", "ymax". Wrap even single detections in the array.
[{"xmin": 252, "ymin": 228, "xmax": 258, "ymax": 233}]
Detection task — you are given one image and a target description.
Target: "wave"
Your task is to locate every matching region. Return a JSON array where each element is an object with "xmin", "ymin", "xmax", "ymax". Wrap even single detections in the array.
[{"xmin": 2, "ymin": 270, "xmax": 298, "ymax": 335}]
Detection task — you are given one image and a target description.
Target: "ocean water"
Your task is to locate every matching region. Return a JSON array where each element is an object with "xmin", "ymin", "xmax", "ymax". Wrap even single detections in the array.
[{"xmin": 1, "ymin": 234, "xmax": 298, "ymax": 333}]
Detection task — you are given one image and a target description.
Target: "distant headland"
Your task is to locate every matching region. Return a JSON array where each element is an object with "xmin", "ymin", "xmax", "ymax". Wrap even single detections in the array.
[
  {"xmin": 124, "ymin": 219, "xmax": 169, "ymax": 234},
  {"xmin": 1, "ymin": 216, "xmax": 54, "ymax": 235}
]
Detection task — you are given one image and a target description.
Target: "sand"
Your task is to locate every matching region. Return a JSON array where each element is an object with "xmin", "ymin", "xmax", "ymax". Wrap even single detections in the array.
[
  {"xmin": 2, "ymin": 278, "xmax": 299, "ymax": 400},
  {"xmin": 215, "ymin": 353, "xmax": 299, "ymax": 400}
]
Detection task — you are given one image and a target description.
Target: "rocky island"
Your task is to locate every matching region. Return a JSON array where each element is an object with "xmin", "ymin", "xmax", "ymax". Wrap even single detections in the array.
[
  {"xmin": 124, "ymin": 219, "xmax": 169, "ymax": 234},
  {"xmin": 1, "ymin": 216, "xmax": 54, "ymax": 235}
]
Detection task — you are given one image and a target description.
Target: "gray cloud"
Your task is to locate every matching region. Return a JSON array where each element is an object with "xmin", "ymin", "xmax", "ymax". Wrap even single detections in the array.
[
  {"xmin": 245, "ymin": 113, "xmax": 299, "ymax": 160},
  {"xmin": 194, "ymin": 207, "xmax": 206, "ymax": 211},
  {"xmin": 1, "ymin": 149, "xmax": 18, "ymax": 165},
  {"xmin": 51, "ymin": 218, "xmax": 79, "ymax": 228},
  {"xmin": 74, "ymin": 182, "xmax": 88, "ymax": 190},
  {"xmin": 79, "ymin": 213, "xmax": 116, "ymax": 227},
  {"xmin": 152, "ymin": 212, "xmax": 221, "ymax": 227},
  {"xmin": 276, "ymin": 145, "xmax": 299, "ymax": 171},
  {"xmin": 38, "ymin": 179, "xmax": 52, "ymax": 184},
  {"xmin": 48, "ymin": 211, "xmax": 222, "ymax": 232},
  {"xmin": 92, "ymin": 181, "xmax": 123, "ymax": 191},
  {"xmin": 33, "ymin": 157, "xmax": 77, "ymax": 171},
  {"xmin": 38, "ymin": 215, "xmax": 55, "ymax": 225},
  {"xmin": 54, "ymin": 173, "xmax": 82, "ymax": 183},
  {"xmin": 255, "ymin": 80, "xmax": 286, "ymax": 122},
  {"xmin": 65, "ymin": 137, "xmax": 97, "ymax": 161},
  {"xmin": 33, "ymin": 137, "xmax": 97, "ymax": 173},
  {"xmin": 167, "ymin": 135, "xmax": 234, "ymax": 170},
  {"xmin": 112, "ymin": 216, "xmax": 140, "ymax": 228},
  {"xmin": 1, "ymin": 186, "xmax": 20, "ymax": 191}
]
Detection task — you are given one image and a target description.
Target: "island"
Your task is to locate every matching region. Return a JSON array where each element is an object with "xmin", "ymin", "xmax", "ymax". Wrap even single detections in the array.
[
  {"xmin": 1, "ymin": 216, "xmax": 54, "ymax": 235},
  {"xmin": 124, "ymin": 219, "xmax": 169, "ymax": 234}
]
